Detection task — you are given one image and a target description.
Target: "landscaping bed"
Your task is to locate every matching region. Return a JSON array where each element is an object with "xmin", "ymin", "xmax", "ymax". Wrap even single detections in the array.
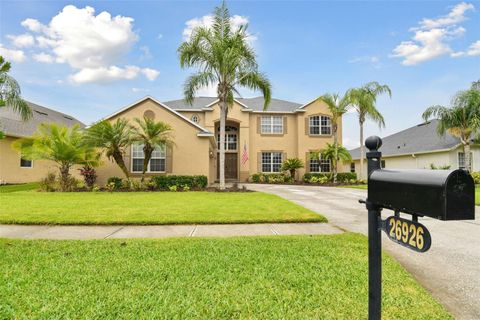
[
  {"xmin": 0, "ymin": 191, "xmax": 325, "ymax": 225},
  {"xmin": 0, "ymin": 234, "xmax": 450, "ymax": 319}
]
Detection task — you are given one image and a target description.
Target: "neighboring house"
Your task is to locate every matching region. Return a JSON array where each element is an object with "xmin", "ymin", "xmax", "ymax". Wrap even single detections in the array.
[
  {"xmin": 94, "ymin": 96, "xmax": 340, "ymax": 185},
  {"xmin": 0, "ymin": 101, "xmax": 84, "ymax": 184},
  {"xmin": 346, "ymin": 119, "xmax": 478, "ymax": 179}
]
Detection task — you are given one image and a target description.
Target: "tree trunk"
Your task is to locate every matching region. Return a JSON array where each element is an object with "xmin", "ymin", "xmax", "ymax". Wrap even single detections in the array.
[
  {"xmin": 219, "ymin": 101, "xmax": 227, "ymax": 190},
  {"xmin": 142, "ymin": 144, "xmax": 154, "ymax": 182},
  {"xmin": 359, "ymin": 119, "xmax": 365, "ymax": 180},
  {"xmin": 463, "ymin": 142, "xmax": 472, "ymax": 171},
  {"xmin": 113, "ymin": 151, "xmax": 130, "ymax": 180},
  {"xmin": 333, "ymin": 122, "xmax": 338, "ymax": 184},
  {"xmin": 59, "ymin": 163, "xmax": 71, "ymax": 192}
]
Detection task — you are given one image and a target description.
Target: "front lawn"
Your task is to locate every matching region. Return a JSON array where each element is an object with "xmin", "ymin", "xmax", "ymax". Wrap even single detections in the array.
[
  {"xmin": 0, "ymin": 182, "xmax": 39, "ymax": 193},
  {"xmin": 0, "ymin": 234, "xmax": 450, "ymax": 319},
  {"xmin": 0, "ymin": 191, "xmax": 325, "ymax": 225}
]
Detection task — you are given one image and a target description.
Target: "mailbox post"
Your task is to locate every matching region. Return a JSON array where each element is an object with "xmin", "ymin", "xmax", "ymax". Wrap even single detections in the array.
[
  {"xmin": 361, "ymin": 135, "xmax": 474, "ymax": 320},
  {"xmin": 365, "ymin": 136, "xmax": 383, "ymax": 320}
]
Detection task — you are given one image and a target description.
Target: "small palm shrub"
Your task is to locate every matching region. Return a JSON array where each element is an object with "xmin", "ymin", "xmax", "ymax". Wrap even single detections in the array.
[
  {"xmin": 106, "ymin": 177, "xmax": 124, "ymax": 190},
  {"xmin": 281, "ymin": 158, "xmax": 304, "ymax": 181},
  {"xmin": 39, "ymin": 172, "xmax": 57, "ymax": 192}
]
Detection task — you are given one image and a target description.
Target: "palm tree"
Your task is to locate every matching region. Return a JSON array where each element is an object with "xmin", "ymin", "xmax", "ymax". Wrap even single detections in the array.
[
  {"xmin": 131, "ymin": 117, "xmax": 174, "ymax": 181},
  {"xmin": 348, "ymin": 81, "xmax": 391, "ymax": 179},
  {"xmin": 422, "ymin": 85, "xmax": 480, "ymax": 172},
  {"xmin": 317, "ymin": 92, "xmax": 352, "ymax": 183},
  {"xmin": 321, "ymin": 143, "xmax": 352, "ymax": 182},
  {"xmin": 178, "ymin": 2, "xmax": 271, "ymax": 189},
  {"xmin": 12, "ymin": 123, "xmax": 99, "ymax": 191},
  {"xmin": 0, "ymin": 56, "xmax": 32, "ymax": 138},
  {"xmin": 85, "ymin": 119, "xmax": 133, "ymax": 180},
  {"xmin": 281, "ymin": 158, "xmax": 304, "ymax": 181}
]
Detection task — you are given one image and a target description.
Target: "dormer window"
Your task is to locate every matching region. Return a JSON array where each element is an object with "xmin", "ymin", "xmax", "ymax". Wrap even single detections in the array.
[{"xmin": 191, "ymin": 114, "xmax": 199, "ymax": 123}]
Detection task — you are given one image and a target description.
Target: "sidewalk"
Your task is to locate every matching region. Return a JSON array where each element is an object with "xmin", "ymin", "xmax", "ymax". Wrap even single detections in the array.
[{"xmin": 0, "ymin": 223, "xmax": 342, "ymax": 240}]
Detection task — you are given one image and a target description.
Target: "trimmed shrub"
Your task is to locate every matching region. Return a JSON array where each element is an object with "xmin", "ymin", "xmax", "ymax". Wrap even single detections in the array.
[
  {"xmin": 150, "ymin": 175, "xmax": 208, "ymax": 191},
  {"xmin": 40, "ymin": 172, "xmax": 57, "ymax": 192},
  {"xmin": 471, "ymin": 172, "xmax": 480, "ymax": 184},
  {"xmin": 303, "ymin": 172, "xmax": 358, "ymax": 184},
  {"xmin": 248, "ymin": 173, "xmax": 292, "ymax": 184},
  {"xmin": 107, "ymin": 177, "xmax": 124, "ymax": 190},
  {"xmin": 303, "ymin": 173, "xmax": 330, "ymax": 183},
  {"xmin": 336, "ymin": 172, "xmax": 357, "ymax": 182}
]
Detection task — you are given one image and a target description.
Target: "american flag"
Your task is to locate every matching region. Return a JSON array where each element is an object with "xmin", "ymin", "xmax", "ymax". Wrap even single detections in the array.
[{"xmin": 241, "ymin": 141, "xmax": 249, "ymax": 165}]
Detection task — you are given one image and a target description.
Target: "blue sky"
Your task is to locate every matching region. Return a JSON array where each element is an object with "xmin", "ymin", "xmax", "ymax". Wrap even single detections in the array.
[{"xmin": 1, "ymin": 1, "xmax": 479, "ymax": 149}]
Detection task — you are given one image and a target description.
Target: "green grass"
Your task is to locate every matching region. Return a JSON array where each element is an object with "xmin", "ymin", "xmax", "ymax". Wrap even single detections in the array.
[
  {"xmin": 476, "ymin": 186, "xmax": 480, "ymax": 205},
  {"xmin": 0, "ymin": 191, "xmax": 325, "ymax": 225},
  {"xmin": 0, "ymin": 182, "xmax": 39, "ymax": 193},
  {"xmin": 0, "ymin": 233, "xmax": 450, "ymax": 319}
]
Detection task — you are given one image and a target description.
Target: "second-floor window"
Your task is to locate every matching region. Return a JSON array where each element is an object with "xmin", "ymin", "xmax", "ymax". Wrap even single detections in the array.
[
  {"xmin": 309, "ymin": 115, "xmax": 332, "ymax": 135},
  {"xmin": 217, "ymin": 134, "xmax": 237, "ymax": 151},
  {"xmin": 261, "ymin": 116, "xmax": 283, "ymax": 134},
  {"xmin": 132, "ymin": 143, "xmax": 166, "ymax": 173}
]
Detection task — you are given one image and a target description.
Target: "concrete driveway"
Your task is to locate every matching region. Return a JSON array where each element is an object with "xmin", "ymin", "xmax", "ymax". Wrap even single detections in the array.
[{"xmin": 244, "ymin": 184, "xmax": 480, "ymax": 320}]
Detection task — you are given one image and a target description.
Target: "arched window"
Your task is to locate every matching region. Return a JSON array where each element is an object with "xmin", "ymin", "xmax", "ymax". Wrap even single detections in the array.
[
  {"xmin": 191, "ymin": 114, "xmax": 199, "ymax": 123},
  {"xmin": 143, "ymin": 110, "xmax": 155, "ymax": 120}
]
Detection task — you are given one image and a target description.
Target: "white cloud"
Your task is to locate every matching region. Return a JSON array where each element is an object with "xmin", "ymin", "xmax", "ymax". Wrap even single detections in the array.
[
  {"xmin": 467, "ymin": 40, "xmax": 480, "ymax": 56},
  {"xmin": 7, "ymin": 34, "xmax": 35, "ymax": 47},
  {"xmin": 33, "ymin": 52, "xmax": 55, "ymax": 63},
  {"xmin": 348, "ymin": 56, "xmax": 381, "ymax": 68},
  {"xmin": 0, "ymin": 44, "xmax": 26, "ymax": 62},
  {"xmin": 391, "ymin": 2, "xmax": 476, "ymax": 65},
  {"xmin": 183, "ymin": 14, "xmax": 256, "ymax": 44},
  {"xmin": 11, "ymin": 5, "xmax": 160, "ymax": 84},
  {"xmin": 141, "ymin": 68, "xmax": 159, "ymax": 81},
  {"xmin": 132, "ymin": 87, "xmax": 149, "ymax": 93},
  {"xmin": 418, "ymin": 2, "xmax": 474, "ymax": 29},
  {"xmin": 69, "ymin": 65, "xmax": 141, "ymax": 84},
  {"xmin": 139, "ymin": 46, "xmax": 152, "ymax": 60}
]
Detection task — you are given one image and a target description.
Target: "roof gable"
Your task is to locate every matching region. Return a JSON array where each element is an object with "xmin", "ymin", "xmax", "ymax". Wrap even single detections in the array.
[{"xmin": 98, "ymin": 96, "xmax": 212, "ymax": 134}]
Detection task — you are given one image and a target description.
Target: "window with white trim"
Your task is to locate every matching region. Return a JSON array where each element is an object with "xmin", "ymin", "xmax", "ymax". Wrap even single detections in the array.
[
  {"xmin": 309, "ymin": 115, "xmax": 332, "ymax": 135},
  {"xmin": 131, "ymin": 143, "xmax": 166, "ymax": 173},
  {"xmin": 261, "ymin": 116, "xmax": 283, "ymax": 134},
  {"xmin": 458, "ymin": 152, "xmax": 472, "ymax": 169},
  {"xmin": 309, "ymin": 154, "xmax": 331, "ymax": 173},
  {"xmin": 191, "ymin": 114, "xmax": 199, "ymax": 123},
  {"xmin": 262, "ymin": 152, "xmax": 283, "ymax": 172},
  {"xmin": 217, "ymin": 134, "xmax": 237, "ymax": 151},
  {"xmin": 20, "ymin": 158, "xmax": 33, "ymax": 168}
]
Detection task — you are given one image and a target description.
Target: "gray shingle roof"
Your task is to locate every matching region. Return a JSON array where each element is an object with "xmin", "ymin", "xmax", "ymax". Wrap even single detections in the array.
[
  {"xmin": 163, "ymin": 96, "xmax": 302, "ymax": 112},
  {"xmin": 349, "ymin": 119, "xmax": 461, "ymax": 159},
  {"xmin": 0, "ymin": 101, "xmax": 85, "ymax": 138}
]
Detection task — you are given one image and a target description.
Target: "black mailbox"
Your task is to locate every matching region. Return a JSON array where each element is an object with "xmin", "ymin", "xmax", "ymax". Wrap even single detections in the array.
[{"xmin": 368, "ymin": 169, "xmax": 475, "ymax": 220}]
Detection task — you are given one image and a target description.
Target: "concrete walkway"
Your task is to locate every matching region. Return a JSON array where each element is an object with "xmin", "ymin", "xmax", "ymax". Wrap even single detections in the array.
[
  {"xmin": 0, "ymin": 223, "xmax": 342, "ymax": 240},
  {"xmin": 243, "ymin": 183, "xmax": 480, "ymax": 320}
]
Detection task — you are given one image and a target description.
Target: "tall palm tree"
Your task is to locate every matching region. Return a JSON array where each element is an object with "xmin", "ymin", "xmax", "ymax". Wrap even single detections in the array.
[
  {"xmin": 178, "ymin": 2, "xmax": 271, "ymax": 189},
  {"xmin": 317, "ymin": 93, "xmax": 352, "ymax": 183},
  {"xmin": 348, "ymin": 81, "xmax": 391, "ymax": 179},
  {"xmin": 85, "ymin": 118, "xmax": 133, "ymax": 179},
  {"xmin": 131, "ymin": 117, "xmax": 174, "ymax": 181},
  {"xmin": 0, "ymin": 56, "xmax": 32, "ymax": 138},
  {"xmin": 321, "ymin": 143, "xmax": 352, "ymax": 182},
  {"xmin": 12, "ymin": 123, "xmax": 99, "ymax": 191},
  {"xmin": 422, "ymin": 85, "xmax": 480, "ymax": 171}
]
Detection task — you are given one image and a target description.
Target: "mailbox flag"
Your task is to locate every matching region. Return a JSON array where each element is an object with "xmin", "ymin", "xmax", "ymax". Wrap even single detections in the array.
[{"xmin": 241, "ymin": 141, "xmax": 249, "ymax": 165}]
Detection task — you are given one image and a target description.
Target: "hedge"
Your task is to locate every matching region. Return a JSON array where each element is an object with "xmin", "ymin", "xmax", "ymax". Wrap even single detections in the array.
[
  {"xmin": 471, "ymin": 172, "xmax": 480, "ymax": 184},
  {"xmin": 303, "ymin": 172, "xmax": 357, "ymax": 183},
  {"xmin": 249, "ymin": 173, "xmax": 293, "ymax": 184},
  {"xmin": 150, "ymin": 175, "xmax": 208, "ymax": 190}
]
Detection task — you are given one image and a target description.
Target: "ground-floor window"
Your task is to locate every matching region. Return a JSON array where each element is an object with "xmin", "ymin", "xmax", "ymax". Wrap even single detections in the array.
[
  {"xmin": 458, "ymin": 152, "xmax": 472, "ymax": 169},
  {"xmin": 20, "ymin": 158, "xmax": 33, "ymax": 168},
  {"xmin": 381, "ymin": 160, "xmax": 386, "ymax": 168},
  {"xmin": 309, "ymin": 154, "xmax": 331, "ymax": 173},
  {"xmin": 262, "ymin": 152, "xmax": 283, "ymax": 172},
  {"xmin": 131, "ymin": 143, "xmax": 166, "ymax": 173},
  {"xmin": 350, "ymin": 162, "xmax": 355, "ymax": 173}
]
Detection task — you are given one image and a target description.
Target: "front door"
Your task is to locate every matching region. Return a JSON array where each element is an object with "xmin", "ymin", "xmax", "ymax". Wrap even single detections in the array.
[{"xmin": 217, "ymin": 153, "xmax": 238, "ymax": 180}]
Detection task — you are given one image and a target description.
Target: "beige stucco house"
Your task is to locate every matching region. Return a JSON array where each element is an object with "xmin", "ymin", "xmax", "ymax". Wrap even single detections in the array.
[
  {"xmin": 0, "ymin": 102, "xmax": 84, "ymax": 184},
  {"xmin": 95, "ymin": 96, "xmax": 340, "ymax": 185},
  {"xmin": 1, "ymin": 96, "xmax": 340, "ymax": 185},
  {"xmin": 346, "ymin": 119, "xmax": 478, "ymax": 179}
]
